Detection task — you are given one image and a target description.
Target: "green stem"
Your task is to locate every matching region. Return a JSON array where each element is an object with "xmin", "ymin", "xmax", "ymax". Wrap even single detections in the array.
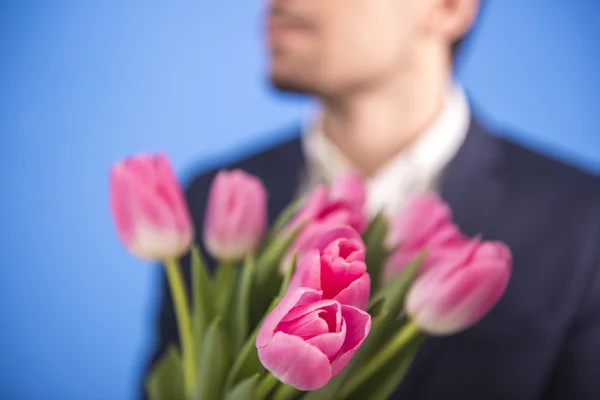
[
  {"xmin": 216, "ymin": 260, "xmax": 236, "ymax": 315},
  {"xmin": 340, "ymin": 320, "xmax": 420, "ymax": 398},
  {"xmin": 255, "ymin": 373, "xmax": 279, "ymax": 399},
  {"xmin": 164, "ymin": 258, "xmax": 196, "ymax": 395},
  {"xmin": 273, "ymin": 383, "xmax": 301, "ymax": 400},
  {"xmin": 235, "ymin": 254, "xmax": 255, "ymax": 350}
]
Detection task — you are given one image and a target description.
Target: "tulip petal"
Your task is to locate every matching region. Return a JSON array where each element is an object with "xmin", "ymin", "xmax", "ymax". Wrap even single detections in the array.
[
  {"xmin": 281, "ymin": 299, "xmax": 342, "ymax": 331},
  {"xmin": 123, "ymin": 153, "xmax": 156, "ymax": 187},
  {"xmin": 322, "ymin": 237, "xmax": 366, "ymax": 263},
  {"xmin": 320, "ymin": 257, "xmax": 366, "ymax": 300},
  {"xmin": 329, "ymin": 172, "xmax": 366, "ymax": 209},
  {"xmin": 382, "ymin": 247, "xmax": 421, "ymax": 282},
  {"xmin": 154, "ymin": 153, "xmax": 193, "ymax": 234},
  {"xmin": 310, "ymin": 225, "xmax": 364, "ymax": 254},
  {"xmin": 258, "ymin": 331, "xmax": 332, "ymax": 391},
  {"xmin": 307, "ymin": 320, "xmax": 347, "ymax": 361},
  {"xmin": 330, "ymin": 305, "xmax": 372, "ymax": 376},
  {"xmin": 257, "ymin": 288, "xmax": 323, "ymax": 347},
  {"xmin": 289, "ymin": 250, "xmax": 322, "ymax": 291},
  {"xmin": 333, "ymin": 273, "xmax": 371, "ymax": 310},
  {"xmin": 387, "ymin": 194, "xmax": 451, "ymax": 249},
  {"xmin": 279, "ymin": 310, "xmax": 330, "ymax": 338},
  {"xmin": 287, "ymin": 185, "xmax": 330, "ymax": 232}
]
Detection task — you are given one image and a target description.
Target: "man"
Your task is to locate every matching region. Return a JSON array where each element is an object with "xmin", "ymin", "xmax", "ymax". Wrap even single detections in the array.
[{"xmin": 145, "ymin": 0, "xmax": 600, "ymax": 398}]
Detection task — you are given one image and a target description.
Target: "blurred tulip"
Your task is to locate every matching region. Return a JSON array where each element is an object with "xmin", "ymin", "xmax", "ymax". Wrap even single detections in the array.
[
  {"xmin": 204, "ymin": 169, "xmax": 267, "ymax": 261},
  {"xmin": 109, "ymin": 152, "xmax": 193, "ymax": 261},
  {"xmin": 288, "ymin": 172, "xmax": 368, "ymax": 234},
  {"xmin": 283, "ymin": 173, "xmax": 368, "ymax": 271},
  {"xmin": 383, "ymin": 193, "xmax": 470, "ymax": 281},
  {"xmin": 406, "ymin": 241, "xmax": 512, "ymax": 336},
  {"xmin": 256, "ymin": 287, "xmax": 371, "ymax": 391}
]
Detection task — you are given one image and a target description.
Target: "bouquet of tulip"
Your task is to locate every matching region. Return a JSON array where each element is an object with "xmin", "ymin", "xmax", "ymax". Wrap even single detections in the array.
[{"xmin": 109, "ymin": 153, "xmax": 512, "ymax": 400}]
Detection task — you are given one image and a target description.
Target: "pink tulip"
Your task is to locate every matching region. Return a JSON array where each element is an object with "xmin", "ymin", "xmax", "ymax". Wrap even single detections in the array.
[
  {"xmin": 288, "ymin": 172, "xmax": 368, "ymax": 235},
  {"xmin": 109, "ymin": 153, "xmax": 193, "ymax": 261},
  {"xmin": 204, "ymin": 169, "xmax": 267, "ymax": 261},
  {"xmin": 283, "ymin": 173, "xmax": 368, "ymax": 271},
  {"xmin": 290, "ymin": 225, "xmax": 371, "ymax": 310},
  {"xmin": 383, "ymin": 193, "xmax": 470, "ymax": 281},
  {"xmin": 286, "ymin": 223, "xmax": 364, "ymax": 267},
  {"xmin": 256, "ymin": 287, "xmax": 371, "ymax": 391},
  {"xmin": 405, "ymin": 241, "xmax": 512, "ymax": 336}
]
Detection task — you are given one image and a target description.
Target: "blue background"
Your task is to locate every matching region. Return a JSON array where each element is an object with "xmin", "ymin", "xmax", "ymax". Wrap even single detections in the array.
[{"xmin": 0, "ymin": 1, "xmax": 598, "ymax": 399}]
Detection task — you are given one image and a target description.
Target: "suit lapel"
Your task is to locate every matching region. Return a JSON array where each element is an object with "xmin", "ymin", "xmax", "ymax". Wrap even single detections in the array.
[{"xmin": 439, "ymin": 118, "xmax": 508, "ymax": 239}]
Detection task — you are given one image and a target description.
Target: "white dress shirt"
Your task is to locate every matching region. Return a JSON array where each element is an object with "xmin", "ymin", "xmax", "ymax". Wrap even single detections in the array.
[{"xmin": 299, "ymin": 84, "xmax": 471, "ymax": 218}]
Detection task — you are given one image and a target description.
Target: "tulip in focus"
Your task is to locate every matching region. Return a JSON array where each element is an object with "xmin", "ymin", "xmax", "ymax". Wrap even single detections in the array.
[
  {"xmin": 256, "ymin": 287, "xmax": 371, "ymax": 391},
  {"xmin": 406, "ymin": 241, "xmax": 512, "ymax": 336},
  {"xmin": 204, "ymin": 169, "xmax": 268, "ymax": 261},
  {"xmin": 109, "ymin": 152, "xmax": 193, "ymax": 261},
  {"xmin": 290, "ymin": 225, "xmax": 371, "ymax": 310}
]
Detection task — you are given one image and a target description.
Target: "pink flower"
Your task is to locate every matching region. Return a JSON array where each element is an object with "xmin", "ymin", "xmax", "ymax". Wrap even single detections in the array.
[
  {"xmin": 290, "ymin": 225, "xmax": 371, "ymax": 310},
  {"xmin": 383, "ymin": 193, "xmax": 470, "ymax": 281},
  {"xmin": 284, "ymin": 173, "xmax": 368, "ymax": 270},
  {"xmin": 109, "ymin": 153, "xmax": 193, "ymax": 261},
  {"xmin": 204, "ymin": 169, "xmax": 267, "ymax": 261},
  {"xmin": 289, "ymin": 172, "xmax": 368, "ymax": 234},
  {"xmin": 256, "ymin": 287, "xmax": 371, "ymax": 391},
  {"xmin": 406, "ymin": 241, "xmax": 512, "ymax": 336}
]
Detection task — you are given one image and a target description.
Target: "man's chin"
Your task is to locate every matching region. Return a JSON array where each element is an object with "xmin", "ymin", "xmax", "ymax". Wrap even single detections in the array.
[{"xmin": 269, "ymin": 74, "xmax": 317, "ymax": 96}]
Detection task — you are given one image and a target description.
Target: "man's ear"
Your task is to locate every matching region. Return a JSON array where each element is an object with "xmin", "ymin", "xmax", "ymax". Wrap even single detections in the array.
[{"xmin": 425, "ymin": 0, "xmax": 480, "ymax": 45}]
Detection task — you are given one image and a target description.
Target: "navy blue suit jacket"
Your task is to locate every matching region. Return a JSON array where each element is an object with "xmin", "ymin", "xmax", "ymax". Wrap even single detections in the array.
[{"xmin": 144, "ymin": 117, "xmax": 600, "ymax": 399}]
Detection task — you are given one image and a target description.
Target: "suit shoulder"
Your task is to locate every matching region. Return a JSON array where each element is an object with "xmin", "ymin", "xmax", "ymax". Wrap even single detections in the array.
[
  {"xmin": 183, "ymin": 128, "xmax": 302, "ymax": 216},
  {"xmin": 496, "ymin": 131, "xmax": 600, "ymax": 206}
]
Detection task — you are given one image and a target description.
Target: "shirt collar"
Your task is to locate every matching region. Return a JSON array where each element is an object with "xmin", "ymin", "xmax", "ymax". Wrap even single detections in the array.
[{"xmin": 300, "ymin": 83, "xmax": 471, "ymax": 216}]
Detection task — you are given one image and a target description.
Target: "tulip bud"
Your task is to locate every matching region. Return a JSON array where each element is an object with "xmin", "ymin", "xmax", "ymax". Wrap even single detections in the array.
[
  {"xmin": 406, "ymin": 241, "xmax": 512, "ymax": 336},
  {"xmin": 109, "ymin": 153, "xmax": 193, "ymax": 261},
  {"xmin": 203, "ymin": 169, "xmax": 267, "ymax": 261}
]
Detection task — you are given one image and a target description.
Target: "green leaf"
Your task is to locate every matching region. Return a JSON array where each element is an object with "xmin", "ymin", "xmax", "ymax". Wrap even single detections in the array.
[
  {"xmin": 256, "ymin": 223, "xmax": 303, "ymax": 287},
  {"xmin": 268, "ymin": 196, "xmax": 305, "ymax": 237},
  {"xmin": 361, "ymin": 211, "xmax": 390, "ymax": 292},
  {"xmin": 225, "ymin": 374, "xmax": 261, "ymax": 400},
  {"xmin": 258, "ymin": 195, "xmax": 305, "ymax": 257},
  {"xmin": 255, "ymin": 373, "xmax": 281, "ymax": 399},
  {"xmin": 366, "ymin": 296, "xmax": 386, "ymax": 318},
  {"xmin": 191, "ymin": 246, "xmax": 215, "ymax": 357},
  {"xmin": 369, "ymin": 252, "xmax": 423, "ymax": 314},
  {"xmin": 234, "ymin": 253, "xmax": 256, "ymax": 351},
  {"xmin": 345, "ymin": 335, "xmax": 424, "ymax": 400},
  {"xmin": 251, "ymin": 224, "xmax": 303, "ymax": 326},
  {"xmin": 145, "ymin": 346, "xmax": 185, "ymax": 400},
  {"xmin": 226, "ymin": 296, "xmax": 281, "ymax": 391},
  {"xmin": 215, "ymin": 260, "xmax": 238, "ymax": 316},
  {"xmin": 195, "ymin": 318, "xmax": 231, "ymax": 400},
  {"xmin": 273, "ymin": 383, "xmax": 303, "ymax": 400}
]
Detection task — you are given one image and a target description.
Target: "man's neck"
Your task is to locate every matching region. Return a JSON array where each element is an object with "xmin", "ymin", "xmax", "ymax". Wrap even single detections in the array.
[{"xmin": 319, "ymin": 55, "xmax": 451, "ymax": 177}]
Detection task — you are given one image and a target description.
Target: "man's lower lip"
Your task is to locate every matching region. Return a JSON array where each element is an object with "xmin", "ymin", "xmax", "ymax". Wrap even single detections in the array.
[{"xmin": 268, "ymin": 25, "xmax": 307, "ymax": 43}]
